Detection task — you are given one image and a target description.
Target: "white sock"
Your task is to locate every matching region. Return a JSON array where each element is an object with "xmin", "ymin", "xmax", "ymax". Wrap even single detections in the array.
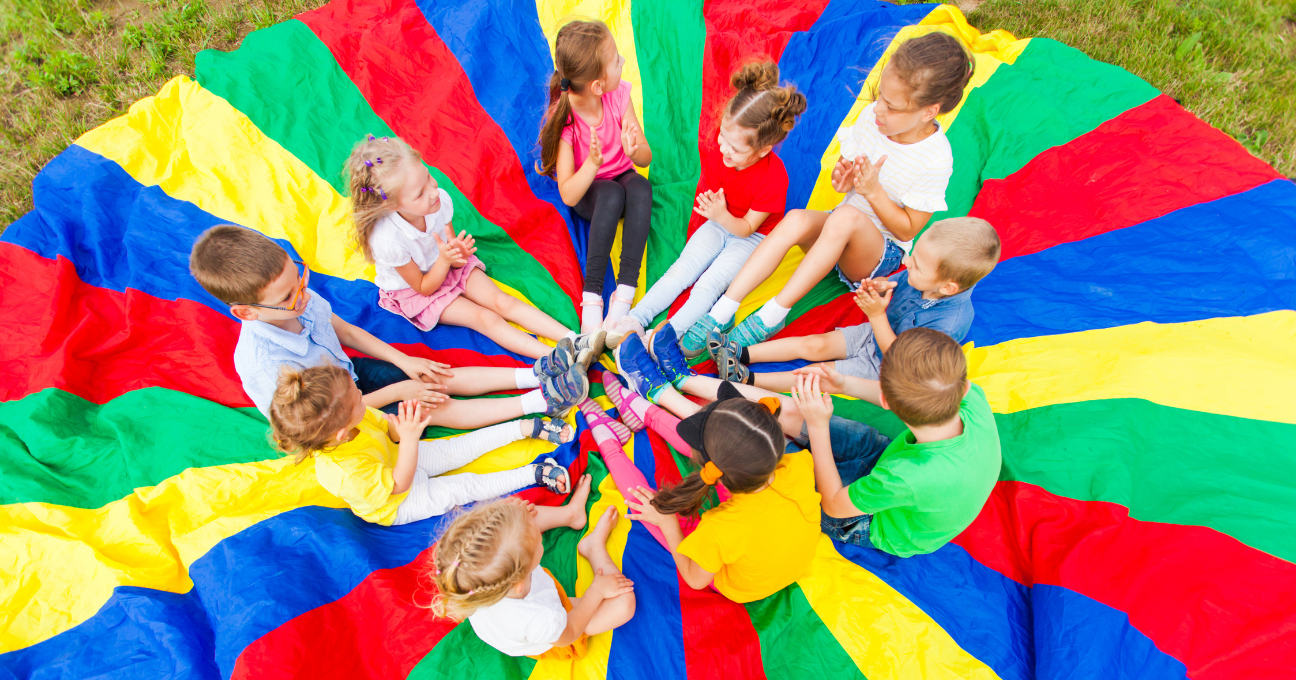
[
  {"xmin": 515, "ymin": 367, "xmax": 540, "ymax": 390},
  {"xmin": 520, "ymin": 388, "xmax": 547, "ymax": 415},
  {"xmin": 582, "ymin": 291, "xmax": 603, "ymax": 330},
  {"xmin": 605, "ymin": 284, "xmax": 636, "ymax": 322},
  {"xmin": 563, "ymin": 331, "xmax": 578, "ymax": 341},
  {"xmin": 710, "ymin": 296, "xmax": 742, "ymax": 325},
  {"xmin": 756, "ymin": 299, "xmax": 791, "ymax": 328}
]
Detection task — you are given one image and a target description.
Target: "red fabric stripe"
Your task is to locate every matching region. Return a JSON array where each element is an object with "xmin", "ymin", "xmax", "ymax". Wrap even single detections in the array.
[
  {"xmin": 298, "ymin": 0, "xmax": 584, "ymax": 311},
  {"xmin": 955, "ymin": 481, "xmax": 1296, "ymax": 679},
  {"xmin": 970, "ymin": 95, "xmax": 1283, "ymax": 261},
  {"xmin": 690, "ymin": 292, "xmax": 864, "ymax": 376},
  {"xmin": 677, "ymin": 574, "xmax": 767, "ymax": 680},
  {"xmin": 0, "ymin": 244, "xmax": 249, "ymax": 407}
]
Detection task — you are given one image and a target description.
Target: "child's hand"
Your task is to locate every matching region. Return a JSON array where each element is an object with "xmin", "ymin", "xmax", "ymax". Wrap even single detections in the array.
[
  {"xmin": 792, "ymin": 363, "xmax": 848, "ymax": 395},
  {"xmin": 831, "ymin": 156, "xmax": 857, "ymax": 193},
  {"xmin": 854, "ymin": 280, "xmax": 893, "ymax": 317},
  {"xmin": 852, "ymin": 154, "xmax": 887, "ymax": 198},
  {"xmin": 790, "ymin": 373, "xmax": 834, "ymax": 429},
  {"xmin": 692, "ymin": 189, "xmax": 728, "ymax": 222},
  {"xmin": 397, "ymin": 355, "xmax": 453, "ymax": 384},
  {"xmin": 432, "ymin": 231, "xmax": 469, "ymax": 268},
  {"xmin": 590, "ymin": 568, "xmax": 635, "ymax": 600},
  {"xmin": 620, "ymin": 117, "xmax": 640, "ymax": 159},
  {"xmin": 385, "ymin": 399, "xmax": 436, "ymax": 441},
  {"xmin": 624, "ymin": 486, "xmax": 672, "ymax": 528},
  {"xmin": 586, "ymin": 135, "xmax": 604, "ymax": 169},
  {"xmin": 395, "ymin": 380, "xmax": 449, "ymax": 409},
  {"xmin": 454, "ymin": 230, "xmax": 477, "ymax": 260}
]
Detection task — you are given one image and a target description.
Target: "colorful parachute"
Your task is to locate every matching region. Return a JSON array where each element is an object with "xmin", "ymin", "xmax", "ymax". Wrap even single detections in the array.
[{"xmin": 2, "ymin": 1, "xmax": 1294, "ymax": 678}]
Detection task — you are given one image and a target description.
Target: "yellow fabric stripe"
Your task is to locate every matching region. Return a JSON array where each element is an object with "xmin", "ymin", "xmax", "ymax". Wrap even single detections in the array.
[
  {"xmin": 798, "ymin": 534, "xmax": 999, "ymax": 680},
  {"xmin": 968, "ymin": 311, "xmax": 1296, "ymax": 425}
]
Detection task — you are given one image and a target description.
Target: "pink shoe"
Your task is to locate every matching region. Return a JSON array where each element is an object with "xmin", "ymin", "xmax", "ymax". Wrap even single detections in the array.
[
  {"xmin": 580, "ymin": 296, "xmax": 604, "ymax": 334},
  {"xmin": 600, "ymin": 370, "xmax": 645, "ymax": 432},
  {"xmin": 578, "ymin": 397, "xmax": 632, "ymax": 444}
]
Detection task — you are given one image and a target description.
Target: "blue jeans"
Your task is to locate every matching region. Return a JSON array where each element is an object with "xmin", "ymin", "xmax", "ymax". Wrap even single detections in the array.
[
  {"xmin": 352, "ymin": 357, "xmax": 407, "ymax": 415},
  {"xmin": 836, "ymin": 238, "xmax": 905, "ymax": 291},
  {"xmin": 628, "ymin": 220, "xmax": 765, "ymax": 332},
  {"xmin": 790, "ymin": 415, "xmax": 892, "ymax": 548}
]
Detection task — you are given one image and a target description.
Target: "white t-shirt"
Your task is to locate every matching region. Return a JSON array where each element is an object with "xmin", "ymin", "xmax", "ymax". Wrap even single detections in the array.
[
  {"xmin": 836, "ymin": 103, "xmax": 953, "ymax": 253},
  {"xmin": 468, "ymin": 565, "xmax": 568, "ymax": 657},
  {"xmin": 369, "ymin": 188, "xmax": 455, "ymax": 292}
]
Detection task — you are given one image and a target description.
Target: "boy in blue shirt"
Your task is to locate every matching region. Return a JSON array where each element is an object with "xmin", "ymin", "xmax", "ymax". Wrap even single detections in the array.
[{"xmin": 707, "ymin": 216, "xmax": 999, "ymax": 390}]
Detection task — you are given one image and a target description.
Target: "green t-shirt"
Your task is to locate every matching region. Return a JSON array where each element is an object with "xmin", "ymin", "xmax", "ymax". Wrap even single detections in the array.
[{"xmin": 846, "ymin": 382, "xmax": 1001, "ymax": 557}]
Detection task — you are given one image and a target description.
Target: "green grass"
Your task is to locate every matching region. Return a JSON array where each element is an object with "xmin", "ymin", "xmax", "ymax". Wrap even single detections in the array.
[{"xmin": 1, "ymin": 0, "xmax": 1292, "ymax": 230}]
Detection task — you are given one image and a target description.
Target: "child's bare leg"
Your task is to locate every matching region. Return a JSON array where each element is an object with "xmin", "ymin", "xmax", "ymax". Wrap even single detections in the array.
[
  {"xmin": 775, "ymin": 206, "xmax": 883, "ymax": 308},
  {"xmin": 534, "ymin": 474, "xmax": 593, "ymax": 532},
  {"xmin": 576, "ymin": 506, "xmax": 636, "ymax": 634},
  {"xmin": 679, "ymin": 375, "xmax": 805, "ymax": 439},
  {"xmin": 463, "ymin": 270, "xmax": 573, "ymax": 344},
  {"xmin": 441, "ymin": 366, "xmax": 528, "ymax": 395},
  {"xmin": 651, "ymin": 385, "xmax": 702, "ymax": 419},
  {"xmin": 427, "ymin": 395, "xmax": 525, "ymax": 429},
  {"xmin": 747, "ymin": 331, "xmax": 848, "ymax": 364},
  {"xmin": 721, "ymin": 209, "xmax": 829, "ymax": 304},
  {"xmin": 752, "ymin": 371, "xmax": 798, "ymax": 392},
  {"xmin": 439, "ymin": 294, "xmax": 552, "ymax": 359}
]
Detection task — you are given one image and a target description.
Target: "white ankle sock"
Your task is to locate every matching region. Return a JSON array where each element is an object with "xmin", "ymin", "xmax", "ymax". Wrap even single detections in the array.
[
  {"xmin": 756, "ymin": 299, "xmax": 791, "ymax": 328},
  {"xmin": 605, "ymin": 284, "xmax": 636, "ymax": 322},
  {"xmin": 520, "ymin": 388, "xmax": 547, "ymax": 415},
  {"xmin": 710, "ymin": 296, "xmax": 742, "ymax": 325},
  {"xmin": 515, "ymin": 367, "xmax": 540, "ymax": 390},
  {"xmin": 581, "ymin": 291, "xmax": 604, "ymax": 331},
  {"xmin": 563, "ymin": 330, "xmax": 578, "ymax": 341}
]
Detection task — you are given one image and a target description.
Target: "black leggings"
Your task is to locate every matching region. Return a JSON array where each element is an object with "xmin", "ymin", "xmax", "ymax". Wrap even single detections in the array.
[{"xmin": 573, "ymin": 169, "xmax": 652, "ymax": 294}]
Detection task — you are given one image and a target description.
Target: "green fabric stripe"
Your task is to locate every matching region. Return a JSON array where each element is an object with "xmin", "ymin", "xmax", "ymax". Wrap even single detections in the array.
[
  {"xmin": 746, "ymin": 583, "xmax": 868, "ymax": 679},
  {"xmin": 406, "ymin": 621, "xmax": 536, "ymax": 680},
  {"xmin": 632, "ymin": 0, "xmax": 706, "ymax": 287},
  {"xmin": 931, "ymin": 38, "xmax": 1159, "ymax": 226},
  {"xmin": 193, "ymin": 21, "xmax": 576, "ymax": 326},
  {"xmin": 0, "ymin": 387, "xmax": 274, "ymax": 509}
]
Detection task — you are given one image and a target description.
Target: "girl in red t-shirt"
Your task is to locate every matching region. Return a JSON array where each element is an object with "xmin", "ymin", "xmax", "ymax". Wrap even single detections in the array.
[{"xmin": 609, "ymin": 62, "xmax": 804, "ymax": 354}]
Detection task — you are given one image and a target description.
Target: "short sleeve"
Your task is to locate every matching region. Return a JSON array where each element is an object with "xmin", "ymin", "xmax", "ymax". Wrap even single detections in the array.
[
  {"xmin": 369, "ymin": 220, "xmax": 413, "ymax": 269},
  {"xmin": 322, "ymin": 450, "xmax": 396, "ymax": 518},
  {"xmin": 748, "ymin": 162, "xmax": 789, "ymax": 214},
  {"xmin": 846, "ymin": 463, "xmax": 916, "ymax": 514},
  {"xmin": 560, "ymin": 123, "xmax": 575, "ymax": 146},
  {"xmin": 676, "ymin": 517, "xmax": 726, "ymax": 575},
  {"xmin": 899, "ymin": 158, "xmax": 952, "ymax": 213}
]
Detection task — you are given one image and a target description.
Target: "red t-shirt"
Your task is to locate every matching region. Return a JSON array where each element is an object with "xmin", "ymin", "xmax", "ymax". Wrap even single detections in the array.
[{"xmin": 690, "ymin": 146, "xmax": 790, "ymax": 237}]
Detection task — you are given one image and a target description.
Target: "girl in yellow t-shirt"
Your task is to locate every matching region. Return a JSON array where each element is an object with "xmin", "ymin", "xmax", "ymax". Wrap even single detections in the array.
[
  {"xmin": 624, "ymin": 384, "xmax": 822, "ymax": 603},
  {"xmin": 269, "ymin": 364, "xmax": 576, "ymax": 526}
]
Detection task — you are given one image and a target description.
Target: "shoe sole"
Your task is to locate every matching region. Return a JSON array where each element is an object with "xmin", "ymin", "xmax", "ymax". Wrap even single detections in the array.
[{"xmin": 576, "ymin": 330, "xmax": 607, "ymax": 371}]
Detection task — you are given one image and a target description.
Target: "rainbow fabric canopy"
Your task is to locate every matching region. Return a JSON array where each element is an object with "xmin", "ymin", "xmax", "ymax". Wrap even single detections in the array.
[{"xmin": 2, "ymin": 0, "xmax": 1294, "ymax": 678}]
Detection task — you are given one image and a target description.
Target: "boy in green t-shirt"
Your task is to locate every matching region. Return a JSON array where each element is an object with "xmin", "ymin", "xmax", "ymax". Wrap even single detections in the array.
[{"xmin": 789, "ymin": 327, "xmax": 1001, "ymax": 557}]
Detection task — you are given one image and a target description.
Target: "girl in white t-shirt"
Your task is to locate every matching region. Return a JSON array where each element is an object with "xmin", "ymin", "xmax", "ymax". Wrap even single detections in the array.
[
  {"xmin": 684, "ymin": 32, "xmax": 974, "ymax": 351},
  {"xmin": 347, "ymin": 135, "xmax": 575, "ymax": 360},
  {"xmin": 427, "ymin": 496, "xmax": 635, "ymax": 660}
]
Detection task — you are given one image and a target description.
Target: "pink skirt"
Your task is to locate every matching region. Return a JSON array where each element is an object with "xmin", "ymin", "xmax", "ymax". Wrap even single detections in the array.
[{"xmin": 378, "ymin": 256, "xmax": 485, "ymax": 331}]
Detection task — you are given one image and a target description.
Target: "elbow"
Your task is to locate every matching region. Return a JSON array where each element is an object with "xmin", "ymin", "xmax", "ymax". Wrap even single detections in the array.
[
  {"xmin": 823, "ymin": 495, "xmax": 860, "ymax": 519},
  {"xmin": 683, "ymin": 572, "xmax": 713, "ymax": 591}
]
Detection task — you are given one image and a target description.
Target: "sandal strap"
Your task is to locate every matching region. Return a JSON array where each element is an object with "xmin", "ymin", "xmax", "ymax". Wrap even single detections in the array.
[
  {"xmin": 534, "ymin": 457, "xmax": 569, "ymax": 491},
  {"xmin": 531, "ymin": 418, "xmax": 569, "ymax": 444}
]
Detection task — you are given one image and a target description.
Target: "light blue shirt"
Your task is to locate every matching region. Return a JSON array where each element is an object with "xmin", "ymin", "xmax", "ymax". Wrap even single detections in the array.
[
  {"xmin": 233, "ymin": 289, "xmax": 356, "ymax": 415},
  {"xmin": 872, "ymin": 269, "xmax": 976, "ymax": 362}
]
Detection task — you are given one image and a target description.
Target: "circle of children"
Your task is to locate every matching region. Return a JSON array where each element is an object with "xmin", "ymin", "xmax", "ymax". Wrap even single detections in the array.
[{"xmin": 188, "ymin": 22, "xmax": 1003, "ymax": 661}]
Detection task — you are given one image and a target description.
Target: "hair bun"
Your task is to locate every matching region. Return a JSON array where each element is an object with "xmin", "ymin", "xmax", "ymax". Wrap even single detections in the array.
[
  {"xmin": 731, "ymin": 61, "xmax": 780, "ymax": 92},
  {"xmin": 771, "ymin": 88, "xmax": 807, "ymax": 131}
]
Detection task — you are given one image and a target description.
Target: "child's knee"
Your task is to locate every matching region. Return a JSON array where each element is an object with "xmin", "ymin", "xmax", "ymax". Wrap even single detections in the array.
[{"xmin": 802, "ymin": 333, "xmax": 834, "ymax": 358}]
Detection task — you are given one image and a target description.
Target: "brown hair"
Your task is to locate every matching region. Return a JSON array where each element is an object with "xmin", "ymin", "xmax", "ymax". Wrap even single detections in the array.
[
  {"xmin": 345, "ymin": 135, "xmax": 423, "ymax": 262},
  {"xmin": 923, "ymin": 216, "xmax": 1001, "ymax": 291},
  {"xmin": 536, "ymin": 20, "xmax": 613, "ymax": 177},
  {"xmin": 886, "ymin": 32, "xmax": 975, "ymax": 114},
  {"xmin": 424, "ymin": 500, "xmax": 535, "ymax": 620},
  {"xmin": 879, "ymin": 328, "xmax": 968, "ymax": 427},
  {"xmin": 724, "ymin": 61, "xmax": 806, "ymax": 149},
  {"xmin": 189, "ymin": 225, "xmax": 290, "ymax": 305},
  {"xmin": 651, "ymin": 399, "xmax": 785, "ymax": 517},
  {"xmin": 268, "ymin": 364, "xmax": 358, "ymax": 463}
]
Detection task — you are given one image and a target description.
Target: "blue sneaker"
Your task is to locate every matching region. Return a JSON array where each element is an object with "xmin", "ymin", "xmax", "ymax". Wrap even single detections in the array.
[
  {"xmin": 534, "ymin": 337, "xmax": 575, "ymax": 378},
  {"xmin": 647, "ymin": 321, "xmax": 696, "ymax": 388},
  {"xmin": 540, "ymin": 364, "xmax": 589, "ymax": 417},
  {"xmin": 730, "ymin": 312, "xmax": 784, "ymax": 348},
  {"xmin": 680, "ymin": 313, "xmax": 734, "ymax": 358},
  {"xmin": 614, "ymin": 332, "xmax": 671, "ymax": 401}
]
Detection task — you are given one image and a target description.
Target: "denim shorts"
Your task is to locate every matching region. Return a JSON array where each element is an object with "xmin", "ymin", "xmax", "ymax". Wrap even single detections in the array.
[
  {"xmin": 835, "ymin": 238, "xmax": 905, "ymax": 291},
  {"xmin": 352, "ymin": 356, "xmax": 408, "ymax": 415},
  {"xmin": 788, "ymin": 415, "xmax": 892, "ymax": 547}
]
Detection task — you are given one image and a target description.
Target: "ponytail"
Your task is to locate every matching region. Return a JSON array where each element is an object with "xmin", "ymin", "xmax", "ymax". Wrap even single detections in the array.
[
  {"xmin": 724, "ymin": 61, "xmax": 807, "ymax": 150},
  {"xmin": 536, "ymin": 21, "xmax": 613, "ymax": 177}
]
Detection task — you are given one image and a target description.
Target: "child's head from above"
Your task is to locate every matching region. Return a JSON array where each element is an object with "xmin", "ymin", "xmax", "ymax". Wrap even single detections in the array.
[
  {"xmin": 902, "ymin": 216, "xmax": 1000, "ymax": 296},
  {"xmin": 345, "ymin": 135, "xmax": 434, "ymax": 261},
  {"xmin": 652, "ymin": 398, "xmax": 785, "ymax": 517},
  {"xmin": 718, "ymin": 61, "xmax": 807, "ymax": 170},
  {"xmin": 425, "ymin": 499, "xmax": 536, "ymax": 620},
  {"xmin": 871, "ymin": 32, "xmax": 974, "ymax": 138},
  {"xmin": 536, "ymin": 20, "xmax": 621, "ymax": 176},
  {"xmin": 269, "ymin": 364, "xmax": 366, "ymax": 463},
  {"xmin": 879, "ymin": 327, "xmax": 969, "ymax": 428},
  {"xmin": 190, "ymin": 225, "xmax": 308, "ymax": 323}
]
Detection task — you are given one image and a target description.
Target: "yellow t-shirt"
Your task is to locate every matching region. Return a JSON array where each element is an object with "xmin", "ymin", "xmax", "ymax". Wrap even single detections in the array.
[
  {"xmin": 677, "ymin": 450, "xmax": 822, "ymax": 603},
  {"xmin": 313, "ymin": 407, "xmax": 409, "ymax": 526}
]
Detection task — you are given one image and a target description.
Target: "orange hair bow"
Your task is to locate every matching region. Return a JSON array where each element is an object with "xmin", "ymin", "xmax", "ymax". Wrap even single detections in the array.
[
  {"xmin": 758, "ymin": 396, "xmax": 782, "ymax": 416},
  {"xmin": 699, "ymin": 461, "xmax": 724, "ymax": 486}
]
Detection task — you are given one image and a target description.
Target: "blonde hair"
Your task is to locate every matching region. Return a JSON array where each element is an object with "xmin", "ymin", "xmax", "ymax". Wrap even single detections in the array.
[
  {"xmin": 536, "ymin": 20, "xmax": 614, "ymax": 177},
  {"xmin": 268, "ymin": 364, "xmax": 357, "ymax": 463},
  {"xmin": 922, "ymin": 216, "xmax": 1001, "ymax": 291},
  {"xmin": 724, "ymin": 61, "xmax": 806, "ymax": 149},
  {"xmin": 424, "ymin": 500, "xmax": 536, "ymax": 620},
  {"xmin": 879, "ymin": 328, "xmax": 968, "ymax": 427},
  {"xmin": 344, "ymin": 135, "xmax": 423, "ymax": 262},
  {"xmin": 189, "ymin": 225, "xmax": 290, "ymax": 305}
]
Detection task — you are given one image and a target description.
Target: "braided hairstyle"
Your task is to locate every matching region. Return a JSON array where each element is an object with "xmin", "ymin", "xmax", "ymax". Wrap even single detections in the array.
[
  {"xmin": 345, "ymin": 135, "xmax": 423, "ymax": 263},
  {"xmin": 424, "ymin": 500, "xmax": 536, "ymax": 620},
  {"xmin": 885, "ymin": 32, "xmax": 975, "ymax": 114},
  {"xmin": 268, "ymin": 364, "xmax": 357, "ymax": 464},
  {"xmin": 724, "ymin": 61, "xmax": 807, "ymax": 150}
]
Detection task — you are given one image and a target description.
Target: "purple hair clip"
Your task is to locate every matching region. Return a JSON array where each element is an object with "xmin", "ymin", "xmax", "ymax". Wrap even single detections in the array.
[
  {"xmin": 378, "ymin": 188, "xmax": 387, "ymax": 201},
  {"xmin": 364, "ymin": 160, "xmax": 373, "ymax": 168},
  {"xmin": 375, "ymin": 157, "xmax": 383, "ymax": 165},
  {"xmin": 367, "ymin": 134, "xmax": 376, "ymax": 141},
  {"xmin": 383, "ymin": 136, "xmax": 389, "ymax": 141}
]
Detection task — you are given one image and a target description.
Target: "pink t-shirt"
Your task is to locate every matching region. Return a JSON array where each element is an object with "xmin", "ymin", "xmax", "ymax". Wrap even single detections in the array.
[{"xmin": 560, "ymin": 80, "xmax": 635, "ymax": 180}]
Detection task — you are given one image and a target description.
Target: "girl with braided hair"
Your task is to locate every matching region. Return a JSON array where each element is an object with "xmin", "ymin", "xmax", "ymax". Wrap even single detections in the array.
[{"xmin": 428, "ymin": 492, "xmax": 634, "ymax": 659}]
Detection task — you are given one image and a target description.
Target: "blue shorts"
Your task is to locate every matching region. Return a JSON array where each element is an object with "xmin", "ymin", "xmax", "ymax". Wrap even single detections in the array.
[
  {"xmin": 352, "ymin": 356, "xmax": 407, "ymax": 415},
  {"xmin": 789, "ymin": 415, "xmax": 892, "ymax": 548},
  {"xmin": 835, "ymin": 238, "xmax": 905, "ymax": 291}
]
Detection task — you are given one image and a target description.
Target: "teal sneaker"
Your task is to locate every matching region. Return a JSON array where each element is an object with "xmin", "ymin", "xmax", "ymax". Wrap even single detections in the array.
[
  {"xmin": 647, "ymin": 321, "xmax": 697, "ymax": 389},
  {"xmin": 730, "ymin": 312, "xmax": 784, "ymax": 348},
  {"xmin": 679, "ymin": 313, "xmax": 734, "ymax": 358},
  {"xmin": 614, "ymin": 332, "xmax": 671, "ymax": 401}
]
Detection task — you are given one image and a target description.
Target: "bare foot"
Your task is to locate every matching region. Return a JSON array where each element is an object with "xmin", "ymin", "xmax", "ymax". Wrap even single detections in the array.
[
  {"xmin": 577, "ymin": 505, "xmax": 620, "ymax": 560},
  {"xmin": 563, "ymin": 474, "xmax": 592, "ymax": 531}
]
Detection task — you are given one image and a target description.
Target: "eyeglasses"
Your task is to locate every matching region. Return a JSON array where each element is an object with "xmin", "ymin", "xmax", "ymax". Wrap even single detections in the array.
[{"xmin": 231, "ymin": 260, "xmax": 310, "ymax": 311}]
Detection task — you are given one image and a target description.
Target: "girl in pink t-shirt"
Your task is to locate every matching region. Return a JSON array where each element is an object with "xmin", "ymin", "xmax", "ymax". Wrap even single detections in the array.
[{"xmin": 537, "ymin": 20, "xmax": 653, "ymax": 333}]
